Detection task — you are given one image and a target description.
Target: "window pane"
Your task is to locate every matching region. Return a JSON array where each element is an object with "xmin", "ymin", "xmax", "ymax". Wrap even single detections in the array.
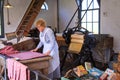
[
  {"xmin": 88, "ymin": 0, "xmax": 93, "ymax": 9},
  {"xmin": 87, "ymin": 11, "xmax": 92, "ymax": 22},
  {"xmin": 81, "ymin": 11, "xmax": 86, "ymax": 22},
  {"xmin": 80, "ymin": 0, "xmax": 100, "ymax": 34},
  {"xmin": 94, "ymin": 0, "xmax": 99, "ymax": 8},
  {"xmin": 81, "ymin": 23, "xmax": 86, "ymax": 28},
  {"xmin": 82, "ymin": 0, "xmax": 87, "ymax": 10},
  {"xmin": 87, "ymin": 23, "xmax": 92, "ymax": 32},
  {"xmin": 93, "ymin": 10, "xmax": 98, "ymax": 22},
  {"xmin": 41, "ymin": 2, "xmax": 48, "ymax": 10},
  {"xmin": 93, "ymin": 23, "xmax": 98, "ymax": 34}
]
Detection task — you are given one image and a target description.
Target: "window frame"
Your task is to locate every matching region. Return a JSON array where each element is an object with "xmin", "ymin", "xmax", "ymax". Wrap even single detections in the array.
[
  {"xmin": 78, "ymin": 0, "xmax": 100, "ymax": 34},
  {"xmin": 0, "ymin": 0, "xmax": 4, "ymax": 38}
]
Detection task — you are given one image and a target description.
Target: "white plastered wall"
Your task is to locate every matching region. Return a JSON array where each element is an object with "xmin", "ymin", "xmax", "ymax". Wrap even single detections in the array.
[
  {"xmin": 3, "ymin": 0, "xmax": 57, "ymax": 40},
  {"xmin": 58, "ymin": 0, "xmax": 78, "ymax": 32},
  {"xmin": 4, "ymin": 0, "xmax": 31, "ymax": 33},
  {"xmin": 101, "ymin": 0, "xmax": 120, "ymax": 52},
  {"xmin": 32, "ymin": 0, "xmax": 58, "ymax": 29}
]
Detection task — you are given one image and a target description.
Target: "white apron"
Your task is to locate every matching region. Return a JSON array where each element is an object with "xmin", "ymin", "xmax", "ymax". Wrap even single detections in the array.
[{"xmin": 40, "ymin": 28, "xmax": 60, "ymax": 74}]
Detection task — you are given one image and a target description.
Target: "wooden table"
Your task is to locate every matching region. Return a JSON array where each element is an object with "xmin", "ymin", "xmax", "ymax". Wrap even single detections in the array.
[{"xmin": 19, "ymin": 56, "xmax": 52, "ymax": 75}]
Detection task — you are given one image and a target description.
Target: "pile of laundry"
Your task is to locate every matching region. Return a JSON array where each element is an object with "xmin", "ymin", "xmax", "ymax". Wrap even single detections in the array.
[{"xmin": 0, "ymin": 46, "xmax": 19, "ymax": 55}]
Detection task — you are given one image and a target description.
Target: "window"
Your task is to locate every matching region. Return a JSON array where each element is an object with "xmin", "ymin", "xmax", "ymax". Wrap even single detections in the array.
[
  {"xmin": 41, "ymin": 2, "xmax": 48, "ymax": 10},
  {"xmin": 0, "ymin": 0, "xmax": 4, "ymax": 38},
  {"xmin": 78, "ymin": 0, "xmax": 100, "ymax": 34}
]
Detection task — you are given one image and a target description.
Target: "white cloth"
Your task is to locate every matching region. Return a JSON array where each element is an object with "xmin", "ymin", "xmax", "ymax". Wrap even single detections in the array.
[{"xmin": 36, "ymin": 27, "xmax": 60, "ymax": 74}]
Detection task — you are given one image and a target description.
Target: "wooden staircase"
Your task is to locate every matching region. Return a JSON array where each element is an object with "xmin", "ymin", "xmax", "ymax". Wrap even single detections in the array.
[
  {"xmin": 16, "ymin": 0, "xmax": 45, "ymax": 37},
  {"xmin": 6, "ymin": 0, "xmax": 45, "ymax": 40}
]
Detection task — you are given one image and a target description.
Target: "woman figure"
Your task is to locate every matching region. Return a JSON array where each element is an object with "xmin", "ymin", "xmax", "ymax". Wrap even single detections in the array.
[{"xmin": 31, "ymin": 18, "xmax": 60, "ymax": 79}]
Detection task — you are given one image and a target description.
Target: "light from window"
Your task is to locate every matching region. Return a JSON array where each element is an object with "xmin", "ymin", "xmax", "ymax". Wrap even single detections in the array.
[
  {"xmin": 81, "ymin": 0, "xmax": 100, "ymax": 34},
  {"xmin": 41, "ymin": 2, "xmax": 48, "ymax": 10}
]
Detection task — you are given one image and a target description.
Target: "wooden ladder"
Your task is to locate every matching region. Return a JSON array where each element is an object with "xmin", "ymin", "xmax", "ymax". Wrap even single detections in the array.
[{"xmin": 16, "ymin": 0, "xmax": 45, "ymax": 37}]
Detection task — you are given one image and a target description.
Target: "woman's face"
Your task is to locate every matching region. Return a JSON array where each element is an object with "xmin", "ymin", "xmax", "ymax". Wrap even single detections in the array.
[{"xmin": 37, "ymin": 25, "xmax": 45, "ymax": 32}]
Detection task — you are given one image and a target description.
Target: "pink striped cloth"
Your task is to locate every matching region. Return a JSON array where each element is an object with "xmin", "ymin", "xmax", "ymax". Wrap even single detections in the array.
[
  {"xmin": 7, "ymin": 58, "xmax": 30, "ymax": 80},
  {"xmin": 0, "ymin": 46, "xmax": 19, "ymax": 55},
  {"xmin": 8, "ymin": 51, "xmax": 46, "ymax": 60}
]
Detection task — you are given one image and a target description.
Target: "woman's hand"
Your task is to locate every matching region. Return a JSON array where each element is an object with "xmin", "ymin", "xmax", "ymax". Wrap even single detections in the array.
[{"xmin": 31, "ymin": 48, "xmax": 38, "ymax": 52}]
